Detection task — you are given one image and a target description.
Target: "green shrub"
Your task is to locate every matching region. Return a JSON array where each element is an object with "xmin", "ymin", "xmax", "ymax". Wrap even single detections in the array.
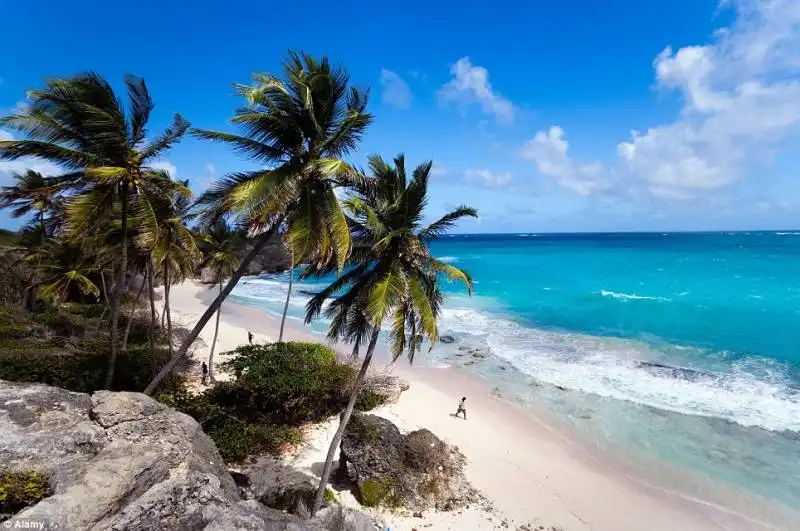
[
  {"xmin": 355, "ymin": 390, "xmax": 387, "ymax": 412},
  {"xmin": 358, "ymin": 478, "xmax": 402, "ymax": 508},
  {"xmin": 323, "ymin": 487, "xmax": 336, "ymax": 504},
  {"xmin": 348, "ymin": 414, "xmax": 380, "ymax": 443},
  {"xmin": 0, "ymin": 471, "xmax": 51, "ymax": 517},
  {"xmin": 157, "ymin": 342, "xmax": 373, "ymax": 463},
  {"xmin": 215, "ymin": 342, "xmax": 355, "ymax": 425},
  {"xmin": 158, "ymin": 385, "xmax": 302, "ymax": 463}
]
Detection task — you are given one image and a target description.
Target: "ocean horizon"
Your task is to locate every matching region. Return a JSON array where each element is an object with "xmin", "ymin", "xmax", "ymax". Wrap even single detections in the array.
[{"xmin": 229, "ymin": 230, "xmax": 800, "ymax": 511}]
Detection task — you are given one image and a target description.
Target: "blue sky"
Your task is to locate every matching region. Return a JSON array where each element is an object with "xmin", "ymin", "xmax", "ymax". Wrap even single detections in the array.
[{"xmin": 2, "ymin": 0, "xmax": 799, "ymax": 232}]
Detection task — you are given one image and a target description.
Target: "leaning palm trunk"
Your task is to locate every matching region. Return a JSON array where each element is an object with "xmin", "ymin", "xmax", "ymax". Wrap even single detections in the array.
[
  {"xmin": 147, "ymin": 263, "xmax": 158, "ymax": 375},
  {"xmin": 105, "ymin": 187, "xmax": 129, "ymax": 389},
  {"xmin": 207, "ymin": 273, "xmax": 222, "ymax": 383},
  {"xmin": 121, "ymin": 279, "xmax": 146, "ymax": 352},
  {"xmin": 164, "ymin": 245, "xmax": 173, "ymax": 359},
  {"xmin": 311, "ymin": 327, "xmax": 381, "ymax": 515},
  {"xmin": 278, "ymin": 250, "xmax": 294, "ymax": 342},
  {"xmin": 143, "ymin": 221, "xmax": 283, "ymax": 395}
]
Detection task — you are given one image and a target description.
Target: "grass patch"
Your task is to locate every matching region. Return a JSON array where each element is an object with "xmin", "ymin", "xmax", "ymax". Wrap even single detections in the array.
[
  {"xmin": 358, "ymin": 478, "xmax": 403, "ymax": 509},
  {"xmin": 0, "ymin": 471, "xmax": 51, "ymax": 518},
  {"xmin": 348, "ymin": 414, "xmax": 381, "ymax": 443},
  {"xmin": 354, "ymin": 390, "xmax": 387, "ymax": 412}
]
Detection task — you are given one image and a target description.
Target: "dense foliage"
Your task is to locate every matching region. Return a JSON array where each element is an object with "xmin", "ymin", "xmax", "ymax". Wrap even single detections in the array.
[
  {"xmin": 0, "ymin": 304, "xmax": 180, "ymax": 393},
  {"xmin": 158, "ymin": 342, "xmax": 386, "ymax": 462}
]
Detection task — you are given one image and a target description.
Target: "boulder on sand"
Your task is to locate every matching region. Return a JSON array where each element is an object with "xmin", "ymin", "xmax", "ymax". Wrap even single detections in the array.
[{"xmin": 338, "ymin": 412, "xmax": 479, "ymax": 511}]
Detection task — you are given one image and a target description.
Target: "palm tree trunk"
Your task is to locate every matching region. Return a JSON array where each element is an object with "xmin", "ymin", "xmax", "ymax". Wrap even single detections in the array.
[
  {"xmin": 147, "ymin": 263, "xmax": 157, "ymax": 376},
  {"xmin": 208, "ymin": 273, "xmax": 222, "ymax": 383},
  {"xmin": 278, "ymin": 250, "xmax": 294, "ymax": 342},
  {"xmin": 164, "ymin": 244, "xmax": 173, "ymax": 359},
  {"xmin": 311, "ymin": 326, "xmax": 381, "ymax": 515},
  {"xmin": 143, "ymin": 220, "xmax": 283, "ymax": 395},
  {"xmin": 121, "ymin": 278, "xmax": 146, "ymax": 352},
  {"xmin": 100, "ymin": 270, "xmax": 109, "ymax": 305},
  {"xmin": 105, "ymin": 186, "xmax": 128, "ymax": 389}
]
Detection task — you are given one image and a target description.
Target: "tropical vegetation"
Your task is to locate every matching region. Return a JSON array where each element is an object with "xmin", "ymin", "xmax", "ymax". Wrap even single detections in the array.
[{"xmin": 0, "ymin": 50, "xmax": 476, "ymax": 516}]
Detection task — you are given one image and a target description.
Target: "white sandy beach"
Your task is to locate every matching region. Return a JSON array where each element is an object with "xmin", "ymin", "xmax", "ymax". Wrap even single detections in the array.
[{"xmin": 166, "ymin": 281, "xmax": 795, "ymax": 531}]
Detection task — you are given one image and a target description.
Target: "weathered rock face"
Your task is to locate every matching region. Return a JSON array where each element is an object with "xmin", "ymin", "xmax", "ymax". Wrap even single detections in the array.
[
  {"xmin": 361, "ymin": 375, "xmax": 410, "ymax": 405},
  {"xmin": 339, "ymin": 412, "xmax": 479, "ymax": 512},
  {"xmin": 200, "ymin": 233, "xmax": 292, "ymax": 284},
  {"xmin": 0, "ymin": 380, "xmax": 353, "ymax": 530}
]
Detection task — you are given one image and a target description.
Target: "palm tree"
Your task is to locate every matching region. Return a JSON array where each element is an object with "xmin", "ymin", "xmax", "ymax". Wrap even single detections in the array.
[
  {"xmin": 0, "ymin": 170, "xmax": 60, "ymax": 241},
  {"xmin": 134, "ymin": 175, "xmax": 199, "ymax": 361},
  {"xmin": 27, "ymin": 237, "xmax": 100, "ymax": 303},
  {"xmin": 143, "ymin": 51, "xmax": 372, "ymax": 395},
  {"xmin": 0, "ymin": 73, "xmax": 190, "ymax": 389},
  {"xmin": 305, "ymin": 155, "xmax": 476, "ymax": 513},
  {"xmin": 199, "ymin": 219, "xmax": 241, "ymax": 381}
]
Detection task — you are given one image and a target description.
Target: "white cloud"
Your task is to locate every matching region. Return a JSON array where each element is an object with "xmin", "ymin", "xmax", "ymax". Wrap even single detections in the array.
[
  {"xmin": 150, "ymin": 161, "xmax": 177, "ymax": 178},
  {"xmin": 521, "ymin": 126, "xmax": 608, "ymax": 196},
  {"xmin": 618, "ymin": 0, "xmax": 800, "ymax": 199},
  {"xmin": 0, "ymin": 99, "xmax": 31, "ymax": 117},
  {"xmin": 430, "ymin": 162, "xmax": 447, "ymax": 177},
  {"xmin": 463, "ymin": 169, "xmax": 512, "ymax": 187},
  {"xmin": 380, "ymin": 69, "xmax": 412, "ymax": 109},
  {"xmin": 205, "ymin": 163, "xmax": 216, "ymax": 176},
  {"xmin": 438, "ymin": 57, "xmax": 515, "ymax": 124},
  {"xmin": 0, "ymin": 129, "xmax": 63, "ymax": 185}
]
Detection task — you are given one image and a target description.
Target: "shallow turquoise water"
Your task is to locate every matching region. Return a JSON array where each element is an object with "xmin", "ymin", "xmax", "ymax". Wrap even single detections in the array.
[{"xmin": 230, "ymin": 231, "xmax": 800, "ymax": 509}]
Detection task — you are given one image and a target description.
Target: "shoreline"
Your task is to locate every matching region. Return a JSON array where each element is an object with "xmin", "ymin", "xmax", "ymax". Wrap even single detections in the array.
[{"xmin": 168, "ymin": 280, "xmax": 797, "ymax": 530}]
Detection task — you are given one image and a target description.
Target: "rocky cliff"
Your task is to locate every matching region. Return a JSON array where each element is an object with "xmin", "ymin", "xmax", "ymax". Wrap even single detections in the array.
[
  {"xmin": 0, "ymin": 380, "xmax": 379, "ymax": 530},
  {"xmin": 200, "ymin": 233, "xmax": 292, "ymax": 284}
]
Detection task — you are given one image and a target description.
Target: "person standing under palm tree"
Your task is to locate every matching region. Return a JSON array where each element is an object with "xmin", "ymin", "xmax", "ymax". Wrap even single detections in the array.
[{"xmin": 304, "ymin": 154, "xmax": 477, "ymax": 514}]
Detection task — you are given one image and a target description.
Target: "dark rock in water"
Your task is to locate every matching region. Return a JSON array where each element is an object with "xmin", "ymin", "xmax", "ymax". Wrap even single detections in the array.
[
  {"xmin": 0, "ymin": 380, "xmax": 377, "ymax": 530},
  {"xmin": 458, "ymin": 345, "xmax": 470, "ymax": 352},
  {"xmin": 339, "ymin": 412, "xmax": 479, "ymax": 511},
  {"xmin": 440, "ymin": 335, "xmax": 455, "ymax": 344},
  {"xmin": 634, "ymin": 360, "xmax": 709, "ymax": 381},
  {"xmin": 472, "ymin": 352, "xmax": 486, "ymax": 358},
  {"xmin": 555, "ymin": 385, "xmax": 568, "ymax": 391}
]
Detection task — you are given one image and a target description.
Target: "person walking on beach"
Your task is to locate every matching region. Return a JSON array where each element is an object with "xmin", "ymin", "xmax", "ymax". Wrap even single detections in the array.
[
  {"xmin": 201, "ymin": 362, "xmax": 208, "ymax": 385},
  {"xmin": 455, "ymin": 397, "xmax": 467, "ymax": 419},
  {"xmin": 248, "ymin": 331, "xmax": 253, "ymax": 344}
]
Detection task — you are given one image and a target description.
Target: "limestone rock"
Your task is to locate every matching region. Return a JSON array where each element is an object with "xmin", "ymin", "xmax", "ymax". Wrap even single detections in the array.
[
  {"xmin": 339, "ymin": 412, "xmax": 479, "ymax": 512},
  {"xmin": 362, "ymin": 375, "xmax": 410, "ymax": 405},
  {"xmin": 312, "ymin": 505, "xmax": 385, "ymax": 531},
  {"xmin": 0, "ymin": 380, "xmax": 320, "ymax": 530}
]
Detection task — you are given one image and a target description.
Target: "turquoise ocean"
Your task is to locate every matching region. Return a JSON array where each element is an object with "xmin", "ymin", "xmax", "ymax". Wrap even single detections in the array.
[{"xmin": 229, "ymin": 232, "xmax": 800, "ymax": 511}]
